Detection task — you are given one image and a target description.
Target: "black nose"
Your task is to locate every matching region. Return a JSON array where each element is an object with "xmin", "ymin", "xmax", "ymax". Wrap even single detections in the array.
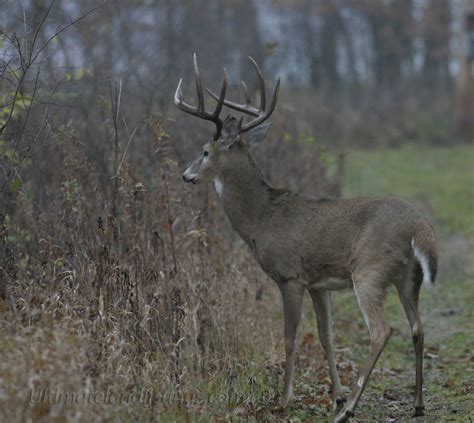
[{"xmin": 182, "ymin": 174, "xmax": 195, "ymax": 183}]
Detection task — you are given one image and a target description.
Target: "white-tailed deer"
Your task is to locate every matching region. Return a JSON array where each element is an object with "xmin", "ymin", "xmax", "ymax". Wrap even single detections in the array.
[{"xmin": 175, "ymin": 54, "xmax": 437, "ymax": 423}]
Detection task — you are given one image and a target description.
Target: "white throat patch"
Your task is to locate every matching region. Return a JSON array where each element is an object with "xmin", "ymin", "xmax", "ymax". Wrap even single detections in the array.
[{"xmin": 214, "ymin": 179, "xmax": 223, "ymax": 197}]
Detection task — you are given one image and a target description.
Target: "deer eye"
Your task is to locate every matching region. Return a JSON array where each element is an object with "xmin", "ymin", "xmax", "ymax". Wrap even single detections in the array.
[{"xmin": 203, "ymin": 150, "xmax": 209, "ymax": 157}]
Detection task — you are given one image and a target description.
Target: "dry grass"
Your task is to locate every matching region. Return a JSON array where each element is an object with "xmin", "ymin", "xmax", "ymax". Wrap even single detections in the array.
[{"xmin": 0, "ymin": 98, "xmax": 343, "ymax": 422}]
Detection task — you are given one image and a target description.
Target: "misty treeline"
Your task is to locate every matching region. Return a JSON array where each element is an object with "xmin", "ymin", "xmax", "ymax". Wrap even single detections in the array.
[
  {"xmin": 2, "ymin": 0, "xmax": 458, "ymax": 88},
  {"xmin": 0, "ymin": 0, "xmax": 463, "ymax": 215},
  {"xmin": 0, "ymin": 1, "xmax": 466, "ymax": 421},
  {"xmin": 1, "ymin": 0, "xmax": 462, "ymax": 146}
]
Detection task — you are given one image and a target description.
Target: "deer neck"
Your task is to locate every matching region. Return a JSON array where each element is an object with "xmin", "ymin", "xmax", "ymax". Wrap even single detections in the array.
[{"xmin": 216, "ymin": 153, "xmax": 272, "ymax": 245}]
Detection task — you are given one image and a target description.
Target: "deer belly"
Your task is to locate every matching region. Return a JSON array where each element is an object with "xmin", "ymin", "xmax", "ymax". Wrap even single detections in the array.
[{"xmin": 310, "ymin": 277, "xmax": 351, "ymax": 291}]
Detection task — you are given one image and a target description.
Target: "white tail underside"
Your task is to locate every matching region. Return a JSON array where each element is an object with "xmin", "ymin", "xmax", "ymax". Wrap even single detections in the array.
[{"xmin": 411, "ymin": 238, "xmax": 433, "ymax": 289}]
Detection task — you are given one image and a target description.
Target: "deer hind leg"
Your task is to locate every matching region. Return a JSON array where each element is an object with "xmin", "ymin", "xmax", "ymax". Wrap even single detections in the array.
[
  {"xmin": 309, "ymin": 289, "xmax": 346, "ymax": 411},
  {"xmin": 396, "ymin": 265, "xmax": 425, "ymax": 416},
  {"xmin": 335, "ymin": 275, "xmax": 392, "ymax": 423},
  {"xmin": 279, "ymin": 280, "xmax": 305, "ymax": 408}
]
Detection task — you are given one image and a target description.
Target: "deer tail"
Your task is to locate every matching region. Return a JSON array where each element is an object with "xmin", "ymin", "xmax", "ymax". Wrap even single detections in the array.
[{"xmin": 411, "ymin": 220, "xmax": 438, "ymax": 289}]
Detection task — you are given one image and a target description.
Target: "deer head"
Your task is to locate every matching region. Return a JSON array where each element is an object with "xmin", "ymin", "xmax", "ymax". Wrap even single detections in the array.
[{"xmin": 175, "ymin": 54, "xmax": 280, "ymax": 186}]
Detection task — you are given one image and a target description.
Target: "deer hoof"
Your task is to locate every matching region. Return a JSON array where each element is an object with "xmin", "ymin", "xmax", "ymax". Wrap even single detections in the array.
[
  {"xmin": 280, "ymin": 396, "xmax": 292, "ymax": 409},
  {"xmin": 413, "ymin": 406, "xmax": 425, "ymax": 417},
  {"xmin": 333, "ymin": 397, "xmax": 347, "ymax": 412},
  {"xmin": 334, "ymin": 408, "xmax": 355, "ymax": 423}
]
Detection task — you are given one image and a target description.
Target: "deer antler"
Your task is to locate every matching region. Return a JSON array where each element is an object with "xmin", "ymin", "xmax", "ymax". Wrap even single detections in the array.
[
  {"xmin": 174, "ymin": 53, "xmax": 228, "ymax": 139},
  {"xmin": 207, "ymin": 57, "xmax": 280, "ymax": 133}
]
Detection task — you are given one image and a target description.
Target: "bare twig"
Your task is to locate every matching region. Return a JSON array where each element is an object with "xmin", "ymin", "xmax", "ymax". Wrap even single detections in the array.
[
  {"xmin": 108, "ymin": 77, "xmax": 123, "ymax": 264},
  {"xmin": 118, "ymin": 126, "xmax": 138, "ymax": 173},
  {"xmin": 29, "ymin": 1, "xmax": 109, "ymax": 66},
  {"xmin": 13, "ymin": 63, "xmax": 42, "ymax": 156},
  {"xmin": 0, "ymin": 0, "xmax": 108, "ymax": 135}
]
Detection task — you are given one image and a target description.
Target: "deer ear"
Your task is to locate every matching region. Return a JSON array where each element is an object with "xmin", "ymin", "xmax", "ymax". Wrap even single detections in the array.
[
  {"xmin": 222, "ymin": 117, "xmax": 240, "ymax": 135},
  {"xmin": 245, "ymin": 122, "xmax": 272, "ymax": 147},
  {"xmin": 220, "ymin": 116, "xmax": 242, "ymax": 147}
]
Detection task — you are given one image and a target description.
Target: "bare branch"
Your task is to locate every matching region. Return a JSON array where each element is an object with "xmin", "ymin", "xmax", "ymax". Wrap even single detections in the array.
[{"xmin": 30, "ymin": 0, "xmax": 109, "ymax": 66}]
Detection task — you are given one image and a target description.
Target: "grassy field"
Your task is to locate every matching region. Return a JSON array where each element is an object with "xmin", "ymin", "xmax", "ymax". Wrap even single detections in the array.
[
  {"xmin": 344, "ymin": 145, "xmax": 474, "ymax": 240},
  {"xmin": 191, "ymin": 145, "xmax": 474, "ymax": 423},
  {"xmin": 329, "ymin": 145, "xmax": 474, "ymax": 422}
]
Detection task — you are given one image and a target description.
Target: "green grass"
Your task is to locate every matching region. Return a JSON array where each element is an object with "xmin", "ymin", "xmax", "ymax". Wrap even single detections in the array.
[{"xmin": 343, "ymin": 144, "xmax": 474, "ymax": 239}]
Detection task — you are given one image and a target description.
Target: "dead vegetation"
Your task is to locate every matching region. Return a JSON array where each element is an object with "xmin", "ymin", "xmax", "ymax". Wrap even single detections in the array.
[{"xmin": 0, "ymin": 88, "xmax": 343, "ymax": 422}]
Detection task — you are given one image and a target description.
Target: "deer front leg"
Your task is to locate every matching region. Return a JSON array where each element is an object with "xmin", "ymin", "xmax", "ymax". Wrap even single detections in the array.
[
  {"xmin": 309, "ymin": 289, "xmax": 346, "ymax": 411},
  {"xmin": 279, "ymin": 280, "xmax": 305, "ymax": 408}
]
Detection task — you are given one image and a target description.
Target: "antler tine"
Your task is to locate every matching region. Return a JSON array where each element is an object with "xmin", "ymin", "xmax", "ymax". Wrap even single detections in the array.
[
  {"xmin": 248, "ymin": 56, "xmax": 265, "ymax": 111},
  {"xmin": 240, "ymin": 81, "xmax": 251, "ymax": 106},
  {"xmin": 174, "ymin": 77, "xmax": 199, "ymax": 115},
  {"xmin": 193, "ymin": 53, "xmax": 205, "ymax": 113},
  {"xmin": 207, "ymin": 57, "xmax": 280, "ymax": 128},
  {"xmin": 241, "ymin": 77, "xmax": 280, "ymax": 133},
  {"xmin": 174, "ymin": 78, "xmax": 185, "ymax": 107},
  {"xmin": 174, "ymin": 54, "xmax": 229, "ymax": 137},
  {"xmin": 207, "ymin": 85, "xmax": 260, "ymax": 117},
  {"xmin": 207, "ymin": 77, "xmax": 259, "ymax": 117},
  {"xmin": 212, "ymin": 68, "xmax": 228, "ymax": 119}
]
